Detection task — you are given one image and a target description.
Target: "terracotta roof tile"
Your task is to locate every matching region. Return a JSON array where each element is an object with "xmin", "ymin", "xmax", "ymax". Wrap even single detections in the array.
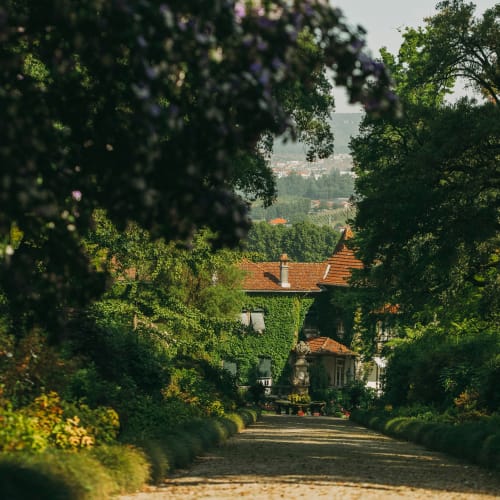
[
  {"xmin": 306, "ymin": 336, "xmax": 357, "ymax": 356},
  {"xmin": 269, "ymin": 217, "xmax": 287, "ymax": 225},
  {"xmin": 240, "ymin": 260, "xmax": 325, "ymax": 292},
  {"xmin": 319, "ymin": 227, "xmax": 363, "ymax": 287}
]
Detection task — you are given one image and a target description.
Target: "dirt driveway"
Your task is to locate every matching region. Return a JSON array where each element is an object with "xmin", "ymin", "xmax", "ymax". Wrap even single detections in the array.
[{"xmin": 121, "ymin": 414, "xmax": 500, "ymax": 499}]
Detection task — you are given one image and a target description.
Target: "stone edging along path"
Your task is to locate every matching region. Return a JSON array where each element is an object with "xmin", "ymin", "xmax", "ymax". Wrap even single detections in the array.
[{"xmin": 120, "ymin": 414, "xmax": 500, "ymax": 499}]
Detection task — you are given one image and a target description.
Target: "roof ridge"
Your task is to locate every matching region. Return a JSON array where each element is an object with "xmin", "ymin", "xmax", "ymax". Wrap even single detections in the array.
[{"xmin": 321, "ymin": 337, "xmax": 329, "ymax": 351}]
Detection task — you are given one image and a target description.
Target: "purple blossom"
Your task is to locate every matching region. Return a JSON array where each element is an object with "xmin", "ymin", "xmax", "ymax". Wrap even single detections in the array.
[
  {"xmin": 257, "ymin": 39, "xmax": 268, "ymax": 51},
  {"xmin": 234, "ymin": 2, "xmax": 246, "ymax": 20},
  {"xmin": 271, "ymin": 57, "xmax": 284, "ymax": 70},
  {"xmin": 259, "ymin": 69, "xmax": 271, "ymax": 86},
  {"xmin": 250, "ymin": 61, "xmax": 262, "ymax": 74},
  {"xmin": 71, "ymin": 190, "xmax": 82, "ymax": 202}
]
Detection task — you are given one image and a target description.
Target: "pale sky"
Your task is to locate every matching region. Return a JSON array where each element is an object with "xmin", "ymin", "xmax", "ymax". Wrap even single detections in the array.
[{"xmin": 331, "ymin": 0, "xmax": 498, "ymax": 112}]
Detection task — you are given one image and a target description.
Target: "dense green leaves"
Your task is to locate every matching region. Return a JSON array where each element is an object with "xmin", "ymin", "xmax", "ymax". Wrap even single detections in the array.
[
  {"xmin": 384, "ymin": 321, "xmax": 500, "ymax": 412},
  {"xmin": 0, "ymin": 0, "xmax": 397, "ymax": 331},
  {"xmin": 349, "ymin": 1, "xmax": 500, "ymax": 415},
  {"xmin": 351, "ymin": 1, "xmax": 499, "ymax": 318},
  {"xmin": 276, "ymin": 170, "xmax": 354, "ymax": 199},
  {"xmin": 244, "ymin": 220, "xmax": 340, "ymax": 262}
]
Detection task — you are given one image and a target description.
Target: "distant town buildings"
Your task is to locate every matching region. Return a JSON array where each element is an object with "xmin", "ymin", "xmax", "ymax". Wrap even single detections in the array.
[{"xmin": 270, "ymin": 154, "xmax": 355, "ymax": 179}]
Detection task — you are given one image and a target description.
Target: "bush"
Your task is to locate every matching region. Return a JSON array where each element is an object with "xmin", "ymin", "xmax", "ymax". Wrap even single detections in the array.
[
  {"xmin": 90, "ymin": 444, "xmax": 150, "ymax": 494},
  {"xmin": 135, "ymin": 409, "xmax": 259, "ymax": 481},
  {"xmin": 137, "ymin": 439, "xmax": 171, "ymax": 484},
  {"xmin": 384, "ymin": 323, "xmax": 500, "ymax": 412},
  {"xmin": 351, "ymin": 408, "xmax": 500, "ymax": 471},
  {"xmin": 0, "ymin": 450, "xmax": 116, "ymax": 500},
  {"xmin": 0, "ymin": 392, "xmax": 120, "ymax": 453}
]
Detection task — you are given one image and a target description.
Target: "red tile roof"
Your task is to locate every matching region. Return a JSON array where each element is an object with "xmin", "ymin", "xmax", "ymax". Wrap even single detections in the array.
[
  {"xmin": 306, "ymin": 336, "xmax": 357, "ymax": 356},
  {"xmin": 240, "ymin": 260, "xmax": 325, "ymax": 292},
  {"xmin": 269, "ymin": 217, "xmax": 287, "ymax": 225},
  {"xmin": 319, "ymin": 227, "xmax": 363, "ymax": 287}
]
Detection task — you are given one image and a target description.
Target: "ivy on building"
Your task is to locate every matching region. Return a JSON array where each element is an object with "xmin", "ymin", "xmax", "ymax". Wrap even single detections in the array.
[{"xmin": 220, "ymin": 294, "xmax": 314, "ymax": 386}]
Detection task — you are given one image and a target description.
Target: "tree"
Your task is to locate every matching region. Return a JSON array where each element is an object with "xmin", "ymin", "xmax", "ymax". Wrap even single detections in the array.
[
  {"xmin": 415, "ymin": 1, "xmax": 499, "ymax": 105},
  {"xmin": 351, "ymin": 1, "xmax": 499, "ymax": 320},
  {"xmin": 85, "ymin": 213, "xmax": 246, "ymax": 355},
  {"xmin": 0, "ymin": 0, "xmax": 397, "ymax": 330},
  {"xmin": 244, "ymin": 220, "xmax": 340, "ymax": 262}
]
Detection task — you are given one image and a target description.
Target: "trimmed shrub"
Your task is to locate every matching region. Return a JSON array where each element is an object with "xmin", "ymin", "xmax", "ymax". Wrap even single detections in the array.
[
  {"xmin": 134, "ymin": 409, "xmax": 259, "ymax": 483},
  {"xmin": 351, "ymin": 409, "xmax": 500, "ymax": 471},
  {"xmin": 0, "ymin": 450, "xmax": 116, "ymax": 500},
  {"xmin": 224, "ymin": 413, "xmax": 245, "ymax": 432},
  {"xmin": 479, "ymin": 434, "xmax": 500, "ymax": 468},
  {"xmin": 90, "ymin": 444, "xmax": 150, "ymax": 494},
  {"xmin": 137, "ymin": 439, "xmax": 171, "ymax": 484},
  {"xmin": 0, "ymin": 408, "xmax": 260, "ymax": 497}
]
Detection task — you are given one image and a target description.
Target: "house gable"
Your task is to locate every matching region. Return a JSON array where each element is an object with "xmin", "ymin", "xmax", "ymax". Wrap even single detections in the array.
[{"xmin": 318, "ymin": 227, "xmax": 363, "ymax": 288}]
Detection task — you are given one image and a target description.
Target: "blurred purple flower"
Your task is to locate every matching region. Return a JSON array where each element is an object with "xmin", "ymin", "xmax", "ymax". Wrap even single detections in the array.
[
  {"xmin": 250, "ymin": 61, "xmax": 262, "ymax": 74},
  {"xmin": 72, "ymin": 190, "xmax": 82, "ymax": 202},
  {"xmin": 234, "ymin": 2, "xmax": 246, "ymax": 19}
]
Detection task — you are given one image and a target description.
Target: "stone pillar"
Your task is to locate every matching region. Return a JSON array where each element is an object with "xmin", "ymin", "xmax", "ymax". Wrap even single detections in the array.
[{"xmin": 291, "ymin": 341, "xmax": 311, "ymax": 396}]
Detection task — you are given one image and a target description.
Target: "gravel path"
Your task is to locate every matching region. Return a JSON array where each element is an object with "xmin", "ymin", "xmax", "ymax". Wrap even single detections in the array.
[{"xmin": 121, "ymin": 414, "xmax": 500, "ymax": 499}]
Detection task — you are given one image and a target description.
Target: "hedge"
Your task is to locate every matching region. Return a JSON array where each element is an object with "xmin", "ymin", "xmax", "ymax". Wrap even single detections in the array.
[
  {"xmin": 0, "ymin": 409, "xmax": 260, "ymax": 499},
  {"xmin": 351, "ymin": 409, "xmax": 500, "ymax": 471}
]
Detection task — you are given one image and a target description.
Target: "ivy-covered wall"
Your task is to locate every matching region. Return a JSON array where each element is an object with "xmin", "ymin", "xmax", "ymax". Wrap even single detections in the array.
[{"xmin": 221, "ymin": 294, "xmax": 314, "ymax": 385}]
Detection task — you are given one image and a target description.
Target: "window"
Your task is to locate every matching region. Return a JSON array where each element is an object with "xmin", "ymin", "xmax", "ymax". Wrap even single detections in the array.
[
  {"xmin": 222, "ymin": 360, "xmax": 237, "ymax": 376},
  {"xmin": 335, "ymin": 359, "xmax": 345, "ymax": 387},
  {"xmin": 257, "ymin": 357, "xmax": 272, "ymax": 378},
  {"xmin": 257, "ymin": 357, "xmax": 272, "ymax": 394},
  {"xmin": 240, "ymin": 312, "xmax": 250, "ymax": 327},
  {"xmin": 336, "ymin": 320, "xmax": 345, "ymax": 338},
  {"xmin": 240, "ymin": 309, "xmax": 265, "ymax": 333},
  {"xmin": 250, "ymin": 311, "xmax": 265, "ymax": 333}
]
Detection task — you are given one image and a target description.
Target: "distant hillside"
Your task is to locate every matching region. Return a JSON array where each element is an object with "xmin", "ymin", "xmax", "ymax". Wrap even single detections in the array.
[
  {"xmin": 331, "ymin": 113, "xmax": 363, "ymax": 154},
  {"xmin": 272, "ymin": 112, "xmax": 363, "ymax": 158}
]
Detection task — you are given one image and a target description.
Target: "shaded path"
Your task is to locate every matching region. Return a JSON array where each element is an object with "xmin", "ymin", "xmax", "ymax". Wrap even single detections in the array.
[{"xmin": 121, "ymin": 415, "xmax": 500, "ymax": 499}]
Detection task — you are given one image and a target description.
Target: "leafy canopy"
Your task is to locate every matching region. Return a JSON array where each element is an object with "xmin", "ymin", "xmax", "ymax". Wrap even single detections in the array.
[
  {"xmin": 351, "ymin": 0, "xmax": 499, "ymax": 320},
  {"xmin": 0, "ymin": 0, "xmax": 397, "ymax": 328}
]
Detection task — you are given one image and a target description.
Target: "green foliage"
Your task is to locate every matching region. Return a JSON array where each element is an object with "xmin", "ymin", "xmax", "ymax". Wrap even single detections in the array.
[
  {"xmin": 383, "ymin": 321, "xmax": 500, "ymax": 412},
  {"xmin": 349, "ymin": 1, "xmax": 499, "ymax": 421},
  {"xmin": 0, "ymin": 0, "xmax": 396, "ymax": 333},
  {"xmin": 0, "ymin": 450, "xmax": 117, "ymax": 500},
  {"xmin": 250, "ymin": 197, "xmax": 311, "ymax": 224},
  {"xmin": 288, "ymin": 393, "xmax": 311, "ymax": 404},
  {"xmin": 0, "ymin": 391, "xmax": 119, "ymax": 453},
  {"xmin": 277, "ymin": 170, "xmax": 355, "ymax": 200},
  {"xmin": 162, "ymin": 366, "xmax": 232, "ymax": 418},
  {"xmin": 308, "ymin": 361, "xmax": 331, "ymax": 399},
  {"xmin": 89, "ymin": 445, "xmax": 150, "ymax": 494},
  {"xmin": 221, "ymin": 295, "xmax": 314, "ymax": 385},
  {"xmin": 132, "ymin": 410, "xmax": 259, "ymax": 482},
  {"xmin": 0, "ymin": 407, "xmax": 47, "ymax": 453},
  {"xmin": 0, "ymin": 410, "xmax": 259, "ymax": 496},
  {"xmin": 63, "ymin": 218, "xmax": 246, "ymax": 439},
  {"xmin": 244, "ymin": 220, "xmax": 340, "ymax": 262},
  {"xmin": 351, "ymin": 408, "xmax": 500, "ymax": 471},
  {"xmin": 250, "ymin": 169, "xmax": 354, "ymax": 224},
  {"xmin": 351, "ymin": 2, "xmax": 499, "ymax": 318}
]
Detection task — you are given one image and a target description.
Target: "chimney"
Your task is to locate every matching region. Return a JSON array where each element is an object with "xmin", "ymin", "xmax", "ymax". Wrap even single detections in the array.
[{"xmin": 279, "ymin": 253, "xmax": 290, "ymax": 288}]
